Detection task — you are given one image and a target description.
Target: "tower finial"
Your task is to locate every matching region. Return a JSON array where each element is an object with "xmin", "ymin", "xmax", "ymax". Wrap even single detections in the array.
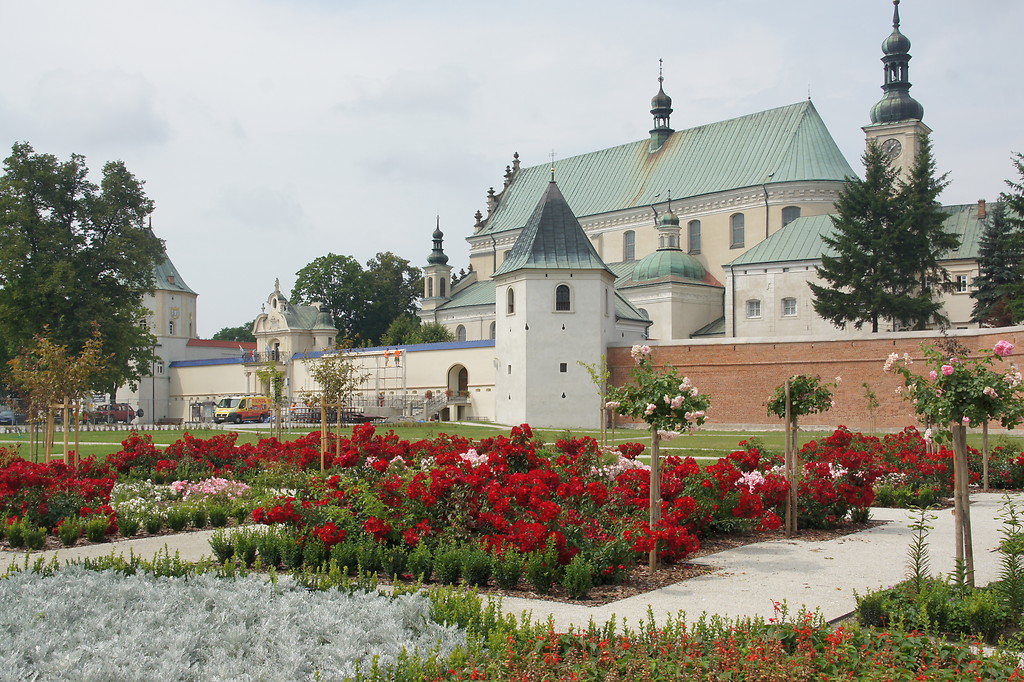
[
  {"xmin": 549, "ymin": 149, "xmax": 556, "ymax": 181},
  {"xmin": 893, "ymin": 0, "xmax": 901, "ymax": 30},
  {"xmin": 658, "ymin": 57, "xmax": 664, "ymax": 85}
]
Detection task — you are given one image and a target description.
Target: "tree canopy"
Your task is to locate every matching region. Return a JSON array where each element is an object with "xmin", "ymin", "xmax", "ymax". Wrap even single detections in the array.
[
  {"xmin": 994, "ymin": 153, "xmax": 1024, "ymax": 324},
  {"xmin": 0, "ymin": 142, "xmax": 163, "ymax": 393},
  {"xmin": 810, "ymin": 137, "xmax": 957, "ymax": 332},
  {"xmin": 380, "ymin": 313, "xmax": 454, "ymax": 345},
  {"xmin": 292, "ymin": 252, "xmax": 421, "ymax": 346},
  {"xmin": 971, "ymin": 201, "xmax": 1022, "ymax": 326},
  {"xmin": 212, "ymin": 321, "xmax": 256, "ymax": 343}
]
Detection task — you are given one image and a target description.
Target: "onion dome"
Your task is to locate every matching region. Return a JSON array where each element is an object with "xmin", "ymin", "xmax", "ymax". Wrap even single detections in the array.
[
  {"xmin": 427, "ymin": 219, "xmax": 449, "ymax": 265},
  {"xmin": 869, "ymin": 0, "xmax": 924, "ymax": 124}
]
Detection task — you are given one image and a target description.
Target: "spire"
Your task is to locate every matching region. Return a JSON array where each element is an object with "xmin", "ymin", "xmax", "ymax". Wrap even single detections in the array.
[
  {"xmin": 869, "ymin": 0, "xmax": 924, "ymax": 124},
  {"xmin": 655, "ymin": 191, "xmax": 681, "ymax": 250},
  {"xmin": 427, "ymin": 216, "xmax": 449, "ymax": 265},
  {"xmin": 649, "ymin": 59, "xmax": 674, "ymax": 152}
]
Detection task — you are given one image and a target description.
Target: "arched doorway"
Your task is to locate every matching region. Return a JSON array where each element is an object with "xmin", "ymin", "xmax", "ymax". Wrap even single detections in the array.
[{"xmin": 445, "ymin": 364, "xmax": 469, "ymax": 421}]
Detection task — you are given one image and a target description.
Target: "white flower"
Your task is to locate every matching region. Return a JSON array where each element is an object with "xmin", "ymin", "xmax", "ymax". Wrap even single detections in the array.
[{"xmin": 657, "ymin": 430, "xmax": 681, "ymax": 441}]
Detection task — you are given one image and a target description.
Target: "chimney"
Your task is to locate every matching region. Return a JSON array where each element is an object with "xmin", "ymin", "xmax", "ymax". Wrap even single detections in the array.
[{"xmin": 978, "ymin": 199, "xmax": 987, "ymax": 220}]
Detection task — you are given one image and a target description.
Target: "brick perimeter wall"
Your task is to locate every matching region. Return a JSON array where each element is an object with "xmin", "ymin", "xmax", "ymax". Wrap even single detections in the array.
[{"xmin": 608, "ymin": 328, "xmax": 1024, "ymax": 432}]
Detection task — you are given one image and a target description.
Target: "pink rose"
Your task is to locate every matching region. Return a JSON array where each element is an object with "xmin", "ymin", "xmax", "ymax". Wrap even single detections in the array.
[
  {"xmin": 929, "ymin": 370, "xmax": 938, "ymax": 381},
  {"xmin": 644, "ymin": 403, "xmax": 656, "ymax": 415},
  {"xmin": 995, "ymin": 340, "xmax": 1015, "ymax": 357},
  {"xmin": 941, "ymin": 365, "xmax": 954, "ymax": 376},
  {"xmin": 962, "ymin": 416, "xmax": 971, "ymax": 426}
]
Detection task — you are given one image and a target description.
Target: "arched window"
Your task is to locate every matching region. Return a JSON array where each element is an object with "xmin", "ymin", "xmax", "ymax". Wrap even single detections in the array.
[
  {"xmin": 623, "ymin": 231, "xmax": 635, "ymax": 261},
  {"xmin": 745, "ymin": 299, "xmax": 761, "ymax": 318},
  {"xmin": 439, "ymin": 278, "xmax": 446, "ymax": 297},
  {"xmin": 427, "ymin": 278, "xmax": 433, "ymax": 297},
  {"xmin": 456, "ymin": 325, "xmax": 467, "ymax": 342},
  {"xmin": 506, "ymin": 287, "xmax": 515, "ymax": 314},
  {"xmin": 555, "ymin": 284, "xmax": 571, "ymax": 311},
  {"xmin": 782, "ymin": 297, "xmax": 798, "ymax": 316},
  {"xmin": 489, "ymin": 321, "xmax": 496, "ymax": 339},
  {"xmin": 687, "ymin": 220, "xmax": 701, "ymax": 254},
  {"xmin": 730, "ymin": 213, "xmax": 745, "ymax": 249},
  {"xmin": 782, "ymin": 206, "xmax": 801, "ymax": 228}
]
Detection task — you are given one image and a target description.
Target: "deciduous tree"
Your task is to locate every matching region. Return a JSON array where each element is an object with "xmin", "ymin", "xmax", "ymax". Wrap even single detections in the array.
[{"xmin": 0, "ymin": 142, "xmax": 163, "ymax": 393}]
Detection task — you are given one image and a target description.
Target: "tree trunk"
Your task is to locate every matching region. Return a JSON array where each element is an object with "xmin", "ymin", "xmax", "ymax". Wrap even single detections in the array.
[
  {"xmin": 983, "ymin": 422, "xmax": 990, "ymax": 492},
  {"xmin": 951, "ymin": 424, "xmax": 975, "ymax": 587},
  {"xmin": 320, "ymin": 395, "xmax": 327, "ymax": 472},
  {"xmin": 649, "ymin": 425, "xmax": 661, "ymax": 572},
  {"xmin": 784, "ymin": 379, "xmax": 799, "ymax": 538}
]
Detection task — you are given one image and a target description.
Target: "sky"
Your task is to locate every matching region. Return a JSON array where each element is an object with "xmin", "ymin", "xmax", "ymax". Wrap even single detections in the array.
[{"xmin": 1, "ymin": 0, "xmax": 1021, "ymax": 338}]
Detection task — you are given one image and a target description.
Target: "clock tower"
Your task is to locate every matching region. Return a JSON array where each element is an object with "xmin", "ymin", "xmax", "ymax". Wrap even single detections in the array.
[{"xmin": 863, "ymin": 0, "xmax": 929, "ymax": 179}]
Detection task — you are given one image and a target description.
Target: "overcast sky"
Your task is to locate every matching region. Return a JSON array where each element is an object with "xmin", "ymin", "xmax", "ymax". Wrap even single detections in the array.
[{"xmin": 1, "ymin": 0, "xmax": 1021, "ymax": 337}]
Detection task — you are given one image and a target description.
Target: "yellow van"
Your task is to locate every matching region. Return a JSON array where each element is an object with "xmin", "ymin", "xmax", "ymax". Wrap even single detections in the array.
[{"xmin": 214, "ymin": 396, "xmax": 272, "ymax": 424}]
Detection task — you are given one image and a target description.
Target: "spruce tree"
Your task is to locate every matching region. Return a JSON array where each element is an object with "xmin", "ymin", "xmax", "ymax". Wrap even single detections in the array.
[
  {"xmin": 971, "ymin": 201, "xmax": 1021, "ymax": 326},
  {"xmin": 997, "ymin": 153, "xmax": 1024, "ymax": 323},
  {"xmin": 809, "ymin": 142, "xmax": 902, "ymax": 333},
  {"xmin": 894, "ymin": 134, "xmax": 958, "ymax": 329}
]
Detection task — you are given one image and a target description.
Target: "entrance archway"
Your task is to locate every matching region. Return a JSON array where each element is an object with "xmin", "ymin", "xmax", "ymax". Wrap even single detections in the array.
[{"xmin": 445, "ymin": 364, "xmax": 469, "ymax": 421}]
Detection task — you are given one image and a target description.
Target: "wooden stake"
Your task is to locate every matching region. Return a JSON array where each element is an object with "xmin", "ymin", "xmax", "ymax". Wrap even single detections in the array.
[
  {"xmin": 320, "ymin": 394, "xmax": 327, "ymax": 472},
  {"xmin": 982, "ymin": 421, "xmax": 990, "ymax": 492},
  {"xmin": 647, "ymin": 428, "xmax": 663, "ymax": 569}
]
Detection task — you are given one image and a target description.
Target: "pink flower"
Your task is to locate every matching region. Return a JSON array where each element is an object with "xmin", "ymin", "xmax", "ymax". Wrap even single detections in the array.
[
  {"xmin": 929, "ymin": 370, "xmax": 938, "ymax": 381},
  {"xmin": 605, "ymin": 401, "xmax": 620, "ymax": 410},
  {"xmin": 644, "ymin": 403, "xmax": 657, "ymax": 415},
  {"xmin": 630, "ymin": 344, "xmax": 652, "ymax": 363},
  {"xmin": 657, "ymin": 430, "xmax": 681, "ymax": 441},
  {"xmin": 962, "ymin": 416, "xmax": 971, "ymax": 426},
  {"xmin": 670, "ymin": 395, "xmax": 684, "ymax": 409},
  {"xmin": 923, "ymin": 428, "xmax": 933, "ymax": 443},
  {"xmin": 941, "ymin": 365, "xmax": 954, "ymax": 376},
  {"xmin": 995, "ymin": 340, "xmax": 1015, "ymax": 357},
  {"xmin": 983, "ymin": 386, "xmax": 999, "ymax": 398}
]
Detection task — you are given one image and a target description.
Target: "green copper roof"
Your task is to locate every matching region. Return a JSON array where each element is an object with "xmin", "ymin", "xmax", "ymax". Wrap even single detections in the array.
[
  {"xmin": 728, "ymin": 204, "xmax": 985, "ymax": 267},
  {"xmin": 153, "ymin": 253, "xmax": 197, "ymax": 295},
  {"xmin": 691, "ymin": 316, "xmax": 726, "ymax": 337},
  {"xmin": 493, "ymin": 179, "xmax": 614, "ymax": 276},
  {"xmin": 281, "ymin": 303, "xmax": 337, "ymax": 332},
  {"xmin": 480, "ymin": 101, "xmax": 855, "ymax": 236},
  {"xmin": 615, "ymin": 292, "xmax": 650, "ymax": 324},
  {"xmin": 437, "ymin": 280, "xmax": 496, "ymax": 310},
  {"xmin": 630, "ymin": 249, "xmax": 706, "ymax": 283}
]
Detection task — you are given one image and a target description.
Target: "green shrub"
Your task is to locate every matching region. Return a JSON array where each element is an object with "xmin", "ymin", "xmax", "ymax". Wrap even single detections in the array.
[
  {"xmin": 357, "ymin": 539, "xmax": 383, "ymax": 574},
  {"xmin": 461, "ymin": 546, "xmax": 492, "ymax": 587},
  {"xmin": 406, "ymin": 542, "xmax": 433, "ymax": 581},
  {"xmin": 142, "ymin": 512, "xmax": 164, "ymax": 535},
  {"xmin": 303, "ymin": 538, "xmax": 329, "ymax": 568},
  {"xmin": 166, "ymin": 508, "xmax": 190, "ymax": 532},
  {"xmin": 235, "ymin": 528, "xmax": 259, "ymax": 566},
  {"xmin": 230, "ymin": 502, "xmax": 250, "ymax": 525},
  {"xmin": 958, "ymin": 588, "xmax": 1008, "ymax": 642},
  {"xmin": 191, "ymin": 507, "xmax": 208, "ymax": 529},
  {"xmin": 434, "ymin": 546, "xmax": 463, "ymax": 585},
  {"xmin": 562, "ymin": 554, "xmax": 594, "ymax": 599},
  {"xmin": 493, "ymin": 549, "xmax": 523, "ymax": 590},
  {"xmin": 330, "ymin": 540, "xmax": 360, "ymax": 576},
  {"xmin": 256, "ymin": 527, "xmax": 282, "ymax": 567},
  {"xmin": 117, "ymin": 515, "xmax": 141, "ymax": 538},
  {"xmin": 209, "ymin": 528, "xmax": 235, "ymax": 562},
  {"xmin": 281, "ymin": 531, "xmax": 304, "ymax": 570},
  {"xmin": 381, "ymin": 546, "xmax": 408, "ymax": 580},
  {"xmin": 57, "ymin": 518, "xmax": 82, "ymax": 547},
  {"xmin": 525, "ymin": 542, "xmax": 560, "ymax": 594},
  {"xmin": 6, "ymin": 519, "xmax": 25, "ymax": 547},
  {"xmin": 208, "ymin": 506, "xmax": 229, "ymax": 528},
  {"xmin": 84, "ymin": 517, "xmax": 109, "ymax": 543},
  {"xmin": 23, "ymin": 523, "xmax": 47, "ymax": 550}
]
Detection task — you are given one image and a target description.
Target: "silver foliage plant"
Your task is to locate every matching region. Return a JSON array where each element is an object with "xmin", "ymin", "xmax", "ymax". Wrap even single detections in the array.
[{"xmin": 0, "ymin": 568, "xmax": 465, "ymax": 681}]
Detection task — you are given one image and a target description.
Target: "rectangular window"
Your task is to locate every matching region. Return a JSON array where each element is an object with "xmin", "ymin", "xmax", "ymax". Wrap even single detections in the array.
[
  {"xmin": 559, "ymin": 363, "xmax": 567, "ymax": 373},
  {"xmin": 730, "ymin": 213, "xmax": 745, "ymax": 249},
  {"xmin": 782, "ymin": 298, "xmax": 797, "ymax": 316},
  {"xmin": 746, "ymin": 299, "xmax": 761, "ymax": 318},
  {"xmin": 688, "ymin": 220, "xmax": 701, "ymax": 254},
  {"xmin": 955, "ymin": 274, "xmax": 969, "ymax": 293}
]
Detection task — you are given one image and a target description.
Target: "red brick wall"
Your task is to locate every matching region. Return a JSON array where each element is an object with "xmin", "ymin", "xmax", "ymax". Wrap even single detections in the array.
[{"xmin": 608, "ymin": 329, "xmax": 1024, "ymax": 432}]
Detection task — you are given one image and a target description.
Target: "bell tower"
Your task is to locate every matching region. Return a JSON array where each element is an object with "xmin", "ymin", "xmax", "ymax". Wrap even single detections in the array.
[
  {"xmin": 863, "ymin": 0, "xmax": 930, "ymax": 179},
  {"xmin": 420, "ymin": 218, "xmax": 452, "ymax": 312}
]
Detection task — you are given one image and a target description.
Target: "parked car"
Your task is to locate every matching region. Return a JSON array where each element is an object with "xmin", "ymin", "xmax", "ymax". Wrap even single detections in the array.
[
  {"xmin": 0, "ymin": 409, "xmax": 27, "ymax": 425},
  {"xmin": 214, "ymin": 396, "xmax": 271, "ymax": 424},
  {"xmin": 85, "ymin": 403, "xmax": 136, "ymax": 424}
]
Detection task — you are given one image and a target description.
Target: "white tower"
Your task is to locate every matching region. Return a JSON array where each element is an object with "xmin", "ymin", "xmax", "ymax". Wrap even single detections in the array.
[{"xmin": 493, "ymin": 175, "xmax": 616, "ymax": 428}]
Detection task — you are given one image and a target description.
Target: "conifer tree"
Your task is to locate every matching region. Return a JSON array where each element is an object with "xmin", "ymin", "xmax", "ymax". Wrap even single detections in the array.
[
  {"xmin": 997, "ymin": 153, "xmax": 1024, "ymax": 323},
  {"xmin": 971, "ymin": 201, "xmax": 1021, "ymax": 326},
  {"xmin": 809, "ymin": 143, "xmax": 902, "ymax": 333},
  {"xmin": 895, "ymin": 134, "xmax": 957, "ymax": 329},
  {"xmin": 810, "ymin": 137, "xmax": 957, "ymax": 332}
]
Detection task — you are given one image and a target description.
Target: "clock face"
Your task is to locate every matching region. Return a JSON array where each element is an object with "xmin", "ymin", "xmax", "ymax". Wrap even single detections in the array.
[{"xmin": 881, "ymin": 138, "xmax": 903, "ymax": 159}]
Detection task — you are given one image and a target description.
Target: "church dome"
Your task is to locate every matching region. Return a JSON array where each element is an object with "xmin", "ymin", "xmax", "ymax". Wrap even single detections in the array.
[
  {"xmin": 631, "ymin": 249, "xmax": 705, "ymax": 283},
  {"xmin": 870, "ymin": 90, "xmax": 924, "ymax": 124},
  {"xmin": 650, "ymin": 84, "xmax": 672, "ymax": 113},
  {"xmin": 659, "ymin": 208, "xmax": 679, "ymax": 227},
  {"xmin": 882, "ymin": 28, "xmax": 911, "ymax": 55}
]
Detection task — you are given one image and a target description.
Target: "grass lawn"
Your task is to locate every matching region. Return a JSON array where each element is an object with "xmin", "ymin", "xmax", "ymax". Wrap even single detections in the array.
[{"xmin": 4, "ymin": 420, "xmax": 1024, "ymax": 463}]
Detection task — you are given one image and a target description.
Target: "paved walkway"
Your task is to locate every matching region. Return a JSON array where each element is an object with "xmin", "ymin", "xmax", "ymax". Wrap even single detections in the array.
[{"xmin": 5, "ymin": 492, "xmax": 1020, "ymax": 630}]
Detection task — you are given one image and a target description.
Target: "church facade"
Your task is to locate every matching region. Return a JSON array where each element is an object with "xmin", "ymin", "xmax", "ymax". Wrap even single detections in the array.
[{"xmin": 127, "ymin": 1, "xmax": 993, "ymax": 430}]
